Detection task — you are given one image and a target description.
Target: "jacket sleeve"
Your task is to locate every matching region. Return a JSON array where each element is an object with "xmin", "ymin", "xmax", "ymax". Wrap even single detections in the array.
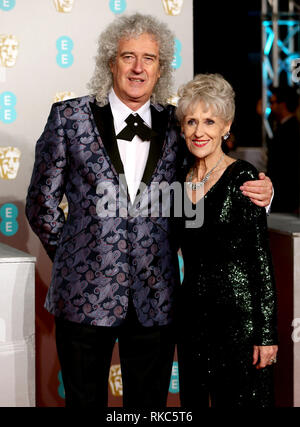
[
  {"xmin": 25, "ymin": 103, "xmax": 67, "ymax": 261},
  {"xmin": 232, "ymin": 163, "xmax": 278, "ymax": 346}
]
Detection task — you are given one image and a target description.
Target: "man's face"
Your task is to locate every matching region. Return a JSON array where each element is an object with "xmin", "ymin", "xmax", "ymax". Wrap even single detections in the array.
[
  {"xmin": 110, "ymin": 33, "xmax": 161, "ymax": 111},
  {"xmin": 0, "ymin": 36, "xmax": 19, "ymax": 68}
]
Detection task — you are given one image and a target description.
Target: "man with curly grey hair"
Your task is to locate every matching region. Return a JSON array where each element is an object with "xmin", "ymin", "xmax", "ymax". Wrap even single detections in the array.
[
  {"xmin": 87, "ymin": 13, "xmax": 174, "ymax": 107},
  {"xmin": 26, "ymin": 13, "xmax": 273, "ymax": 408}
]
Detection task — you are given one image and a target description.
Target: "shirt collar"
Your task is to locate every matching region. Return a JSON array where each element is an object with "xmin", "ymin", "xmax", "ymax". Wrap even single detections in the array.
[{"xmin": 108, "ymin": 88, "xmax": 151, "ymax": 132}]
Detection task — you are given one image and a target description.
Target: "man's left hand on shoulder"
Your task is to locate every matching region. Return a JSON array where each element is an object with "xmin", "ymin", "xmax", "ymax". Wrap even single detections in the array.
[{"xmin": 240, "ymin": 172, "xmax": 273, "ymax": 207}]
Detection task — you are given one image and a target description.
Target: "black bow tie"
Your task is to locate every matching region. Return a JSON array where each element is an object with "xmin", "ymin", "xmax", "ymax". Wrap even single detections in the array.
[{"xmin": 116, "ymin": 113, "xmax": 156, "ymax": 141}]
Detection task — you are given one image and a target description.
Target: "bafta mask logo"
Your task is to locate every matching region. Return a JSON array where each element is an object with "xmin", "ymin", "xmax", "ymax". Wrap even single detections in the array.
[
  {"xmin": 162, "ymin": 0, "xmax": 184, "ymax": 16},
  {"xmin": 54, "ymin": 91, "xmax": 76, "ymax": 103},
  {"xmin": 0, "ymin": 147, "xmax": 21, "ymax": 180},
  {"xmin": 167, "ymin": 93, "xmax": 179, "ymax": 107},
  {"xmin": 53, "ymin": 0, "xmax": 74, "ymax": 13},
  {"xmin": 109, "ymin": 364, "xmax": 123, "ymax": 397},
  {"xmin": 0, "ymin": 34, "xmax": 19, "ymax": 68},
  {"xmin": 58, "ymin": 200, "xmax": 69, "ymax": 219}
]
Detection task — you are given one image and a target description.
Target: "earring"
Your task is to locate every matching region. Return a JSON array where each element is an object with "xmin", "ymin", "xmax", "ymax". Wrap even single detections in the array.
[{"xmin": 223, "ymin": 131, "xmax": 230, "ymax": 141}]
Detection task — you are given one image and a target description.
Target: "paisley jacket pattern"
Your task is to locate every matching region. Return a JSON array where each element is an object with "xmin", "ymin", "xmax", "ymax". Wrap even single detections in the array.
[{"xmin": 26, "ymin": 95, "xmax": 181, "ymax": 327}]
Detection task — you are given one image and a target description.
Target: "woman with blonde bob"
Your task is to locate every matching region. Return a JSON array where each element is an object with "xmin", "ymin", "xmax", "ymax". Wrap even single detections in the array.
[{"xmin": 176, "ymin": 73, "xmax": 278, "ymax": 407}]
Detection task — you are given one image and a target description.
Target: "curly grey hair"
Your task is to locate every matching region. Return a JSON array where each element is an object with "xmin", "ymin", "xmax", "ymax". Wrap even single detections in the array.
[
  {"xmin": 87, "ymin": 13, "xmax": 175, "ymax": 106},
  {"xmin": 176, "ymin": 73, "xmax": 235, "ymax": 124}
]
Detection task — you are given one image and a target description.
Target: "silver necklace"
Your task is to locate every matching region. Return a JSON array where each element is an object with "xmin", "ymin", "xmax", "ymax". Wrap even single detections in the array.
[{"xmin": 186, "ymin": 153, "xmax": 225, "ymax": 191}]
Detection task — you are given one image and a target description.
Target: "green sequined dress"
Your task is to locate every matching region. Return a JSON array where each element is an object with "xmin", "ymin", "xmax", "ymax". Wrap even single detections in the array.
[{"xmin": 177, "ymin": 159, "xmax": 278, "ymax": 408}]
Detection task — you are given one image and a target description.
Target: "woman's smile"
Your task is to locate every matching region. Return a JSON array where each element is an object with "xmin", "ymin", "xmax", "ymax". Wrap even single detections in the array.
[{"xmin": 192, "ymin": 139, "xmax": 209, "ymax": 148}]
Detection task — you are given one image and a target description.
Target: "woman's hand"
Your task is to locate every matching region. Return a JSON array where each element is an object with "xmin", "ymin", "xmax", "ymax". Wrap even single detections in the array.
[
  {"xmin": 240, "ymin": 173, "xmax": 273, "ymax": 207},
  {"xmin": 253, "ymin": 345, "xmax": 278, "ymax": 369}
]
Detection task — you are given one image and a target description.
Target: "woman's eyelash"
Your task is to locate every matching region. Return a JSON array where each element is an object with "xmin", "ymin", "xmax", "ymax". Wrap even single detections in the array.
[
  {"xmin": 188, "ymin": 119, "xmax": 196, "ymax": 125},
  {"xmin": 186, "ymin": 118, "xmax": 215, "ymax": 125}
]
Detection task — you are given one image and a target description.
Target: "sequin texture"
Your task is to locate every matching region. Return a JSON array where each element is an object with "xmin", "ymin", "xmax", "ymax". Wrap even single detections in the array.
[{"xmin": 176, "ymin": 159, "xmax": 278, "ymax": 408}]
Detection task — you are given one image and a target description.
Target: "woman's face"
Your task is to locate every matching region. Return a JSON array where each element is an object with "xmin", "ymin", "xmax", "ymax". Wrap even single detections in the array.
[{"xmin": 182, "ymin": 101, "xmax": 231, "ymax": 162}]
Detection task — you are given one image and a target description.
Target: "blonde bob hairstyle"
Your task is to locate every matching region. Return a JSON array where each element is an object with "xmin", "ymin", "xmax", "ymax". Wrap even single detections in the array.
[
  {"xmin": 87, "ymin": 13, "xmax": 175, "ymax": 106},
  {"xmin": 176, "ymin": 73, "xmax": 235, "ymax": 124}
]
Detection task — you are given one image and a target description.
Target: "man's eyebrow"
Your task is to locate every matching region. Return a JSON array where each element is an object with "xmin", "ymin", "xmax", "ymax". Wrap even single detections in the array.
[
  {"xmin": 120, "ymin": 51, "xmax": 134, "ymax": 56},
  {"xmin": 120, "ymin": 51, "xmax": 158, "ymax": 58},
  {"xmin": 143, "ymin": 53, "xmax": 158, "ymax": 58}
]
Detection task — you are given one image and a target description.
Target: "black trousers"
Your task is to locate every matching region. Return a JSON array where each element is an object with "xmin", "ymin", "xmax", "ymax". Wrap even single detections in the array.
[
  {"xmin": 177, "ymin": 340, "xmax": 275, "ymax": 408},
  {"xmin": 55, "ymin": 301, "xmax": 175, "ymax": 408}
]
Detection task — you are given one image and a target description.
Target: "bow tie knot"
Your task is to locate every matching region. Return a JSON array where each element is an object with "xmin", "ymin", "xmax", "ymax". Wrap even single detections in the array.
[{"xmin": 116, "ymin": 113, "xmax": 156, "ymax": 141}]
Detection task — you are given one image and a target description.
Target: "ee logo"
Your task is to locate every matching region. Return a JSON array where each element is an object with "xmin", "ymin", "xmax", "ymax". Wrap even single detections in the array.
[
  {"xmin": 172, "ymin": 39, "xmax": 182, "ymax": 70},
  {"xmin": 56, "ymin": 36, "xmax": 74, "ymax": 68},
  {"xmin": 0, "ymin": 203, "xmax": 18, "ymax": 236},
  {"xmin": 109, "ymin": 0, "xmax": 126, "ymax": 14},
  {"xmin": 178, "ymin": 253, "xmax": 184, "ymax": 284},
  {"xmin": 0, "ymin": 0, "xmax": 15, "ymax": 11},
  {"xmin": 58, "ymin": 370, "xmax": 65, "ymax": 399},
  {"xmin": 0, "ymin": 92, "xmax": 17, "ymax": 124},
  {"xmin": 169, "ymin": 361, "xmax": 179, "ymax": 394}
]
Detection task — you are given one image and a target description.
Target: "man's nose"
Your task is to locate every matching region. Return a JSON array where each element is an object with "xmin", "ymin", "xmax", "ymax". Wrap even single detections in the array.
[{"xmin": 132, "ymin": 57, "xmax": 143, "ymax": 73}]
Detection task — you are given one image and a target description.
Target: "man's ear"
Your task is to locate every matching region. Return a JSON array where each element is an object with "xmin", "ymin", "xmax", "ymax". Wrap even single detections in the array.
[{"xmin": 109, "ymin": 61, "xmax": 114, "ymax": 73}]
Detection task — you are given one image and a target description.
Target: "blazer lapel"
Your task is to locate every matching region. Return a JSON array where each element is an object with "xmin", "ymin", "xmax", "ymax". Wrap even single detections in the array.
[
  {"xmin": 89, "ymin": 100, "xmax": 169, "ymax": 208},
  {"xmin": 140, "ymin": 104, "xmax": 168, "ymax": 187},
  {"xmin": 89, "ymin": 101, "xmax": 124, "ymax": 176}
]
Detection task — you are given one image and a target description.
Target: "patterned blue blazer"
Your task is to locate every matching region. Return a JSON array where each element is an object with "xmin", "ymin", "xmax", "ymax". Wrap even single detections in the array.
[{"xmin": 26, "ymin": 95, "xmax": 181, "ymax": 327}]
